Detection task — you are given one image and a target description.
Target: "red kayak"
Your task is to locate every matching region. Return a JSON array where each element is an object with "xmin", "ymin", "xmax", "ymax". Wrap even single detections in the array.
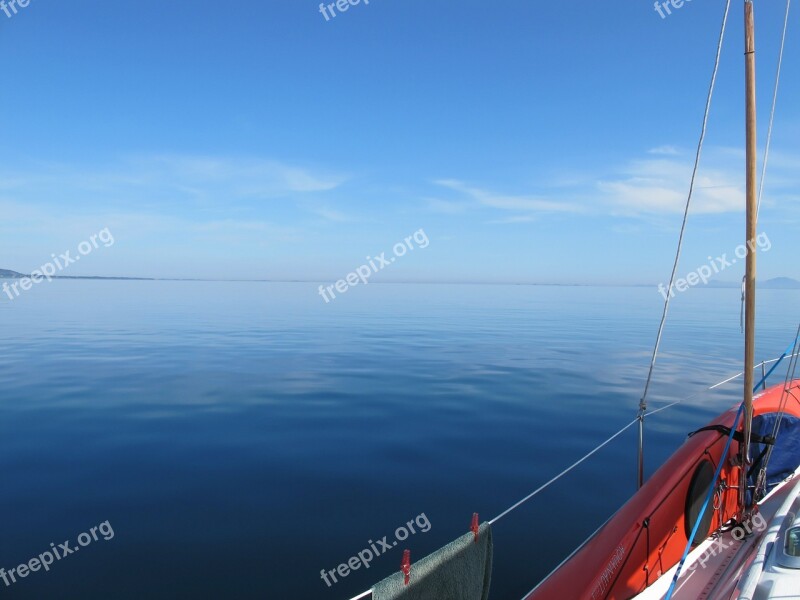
[{"xmin": 525, "ymin": 380, "xmax": 800, "ymax": 600}]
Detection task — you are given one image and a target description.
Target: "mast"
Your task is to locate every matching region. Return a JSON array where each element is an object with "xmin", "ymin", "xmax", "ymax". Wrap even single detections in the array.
[{"xmin": 740, "ymin": 0, "xmax": 758, "ymax": 511}]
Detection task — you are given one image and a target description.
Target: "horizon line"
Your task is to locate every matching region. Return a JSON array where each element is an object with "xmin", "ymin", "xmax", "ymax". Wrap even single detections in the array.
[{"xmin": 2, "ymin": 273, "xmax": 797, "ymax": 288}]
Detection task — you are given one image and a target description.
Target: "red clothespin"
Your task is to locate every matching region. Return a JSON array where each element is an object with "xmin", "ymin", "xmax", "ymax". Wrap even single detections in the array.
[
  {"xmin": 401, "ymin": 549, "xmax": 411, "ymax": 586},
  {"xmin": 471, "ymin": 512, "xmax": 480, "ymax": 542}
]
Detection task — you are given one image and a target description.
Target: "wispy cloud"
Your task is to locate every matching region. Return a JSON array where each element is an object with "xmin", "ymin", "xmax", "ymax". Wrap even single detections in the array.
[
  {"xmin": 599, "ymin": 158, "xmax": 743, "ymax": 215},
  {"xmin": 0, "ymin": 154, "xmax": 342, "ymax": 276},
  {"xmin": 762, "ymin": 150, "xmax": 800, "ymax": 172},
  {"xmin": 647, "ymin": 145, "xmax": 680, "ymax": 156},
  {"xmin": 145, "ymin": 155, "xmax": 345, "ymax": 196},
  {"xmin": 307, "ymin": 206, "xmax": 353, "ymax": 222},
  {"xmin": 433, "ymin": 179, "xmax": 580, "ymax": 220},
  {"xmin": 427, "ymin": 146, "xmax": 800, "ymax": 222},
  {"xmin": 423, "ymin": 197, "xmax": 469, "ymax": 215},
  {"xmin": 487, "ymin": 215, "xmax": 537, "ymax": 224},
  {"xmin": 0, "ymin": 155, "xmax": 347, "ymax": 209}
]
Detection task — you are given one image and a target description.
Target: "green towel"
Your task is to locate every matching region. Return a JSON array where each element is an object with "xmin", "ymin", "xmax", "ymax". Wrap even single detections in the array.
[{"xmin": 373, "ymin": 523, "xmax": 493, "ymax": 600}]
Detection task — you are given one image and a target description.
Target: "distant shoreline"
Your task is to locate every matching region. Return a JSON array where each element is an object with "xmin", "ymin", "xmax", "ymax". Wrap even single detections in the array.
[{"xmin": 2, "ymin": 271, "xmax": 799, "ymax": 289}]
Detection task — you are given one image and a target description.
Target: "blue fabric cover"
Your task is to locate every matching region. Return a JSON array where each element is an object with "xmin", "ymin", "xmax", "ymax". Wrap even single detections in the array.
[{"xmin": 749, "ymin": 413, "xmax": 800, "ymax": 489}]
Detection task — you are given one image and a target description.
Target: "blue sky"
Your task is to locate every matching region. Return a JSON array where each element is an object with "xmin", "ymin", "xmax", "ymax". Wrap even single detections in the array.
[{"xmin": 0, "ymin": 0, "xmax": 798, "ymax": 284}]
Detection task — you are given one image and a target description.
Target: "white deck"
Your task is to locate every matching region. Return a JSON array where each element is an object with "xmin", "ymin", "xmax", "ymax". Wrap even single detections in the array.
[{"xmin": 634, "ymin": 468, "xmax": 800, "ymax": 600}]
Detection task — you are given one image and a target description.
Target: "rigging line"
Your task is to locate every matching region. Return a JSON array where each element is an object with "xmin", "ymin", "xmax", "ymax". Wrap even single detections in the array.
[
  {"xmin": 763, "ymin": 324, "xmax": 800, "ymax": 471},
  {"xmin": 755, "ymin": 346, "xmax": 798, "ymax": 505},
  {"xmin": 488, "ymin": 418, "xmax": 639, "ymax": 525},
  {"xmin": 753, "ymin": 339, "xmax": 795, "ymax": 391},
  {"xmin": 645, "ymin": 351, "xmax": 798, "ymax": 415},
  {"xmin": 639, "ymin": 0, "xmax": 733, "ymax": 413},
  {"xmin": 646, "ymin": 400, "xmax": 682, "ymax": 417},
  {"xmin": 710, "ymin": 371, "xmax": 745, "ymax": 390},
  {"xmin": 774, "ymin": 333, "xmax": 800, "ymax": 419},
  {"xmin": 708, "ymin": 351, "xmax": 800, "ymax": 391},
  {"xmin": 756, "ymin": 0, "xmax": 792, "ymax": 218},
  {"xmin": 653, "ymin": 349, "xmax": 800, "ymax": 417}
]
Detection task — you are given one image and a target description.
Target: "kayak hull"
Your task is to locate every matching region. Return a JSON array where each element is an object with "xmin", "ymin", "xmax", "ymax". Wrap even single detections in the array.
[{"xmin": 525, "ymin": 381, "xmax": 800, "ymax": 600}]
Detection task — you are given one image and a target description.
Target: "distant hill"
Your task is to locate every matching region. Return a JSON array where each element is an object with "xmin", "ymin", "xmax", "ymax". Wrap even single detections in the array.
[
  {"xmin": 762, "ymin": 277, "xmax": 800, "ymax": 289},
  {"xmin": 0, "ymin": 269, "xmax": 26, "ymax": 278},
  {"xmin": 0, "ymin": 268, "xmax": 152, "ymax": 281}
]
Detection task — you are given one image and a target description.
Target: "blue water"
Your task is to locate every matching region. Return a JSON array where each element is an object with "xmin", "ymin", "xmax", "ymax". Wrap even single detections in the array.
[{"xmin": 0, "ymin": 281, "xmax": 797, "ymax": 599}]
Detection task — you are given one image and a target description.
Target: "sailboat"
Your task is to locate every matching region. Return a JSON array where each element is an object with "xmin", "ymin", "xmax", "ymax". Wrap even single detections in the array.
[{"xmin": 344, "ymin": 1, "xmax": 800, "ymax": 598}]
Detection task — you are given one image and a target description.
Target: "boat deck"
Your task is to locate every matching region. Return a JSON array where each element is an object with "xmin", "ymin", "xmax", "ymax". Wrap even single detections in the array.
[{"xmin": 635, "ymin": 468, "xmax": 800, "ymax": 600}]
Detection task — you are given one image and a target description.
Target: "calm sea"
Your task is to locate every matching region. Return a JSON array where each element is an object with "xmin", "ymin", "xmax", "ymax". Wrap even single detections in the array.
[{"xmin": 0, "ymin": 281, "xmax": 797, "ymax": 599}]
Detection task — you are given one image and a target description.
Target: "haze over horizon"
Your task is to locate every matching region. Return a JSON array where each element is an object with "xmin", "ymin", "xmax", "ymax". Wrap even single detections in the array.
[{"xmin": 3, "ymin": 266, "xmax": 800, "ymax": 291}]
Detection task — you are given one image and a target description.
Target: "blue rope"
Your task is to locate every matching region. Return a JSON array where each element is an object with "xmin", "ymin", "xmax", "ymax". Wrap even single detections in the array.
[
  {"xmin": 753, "ymin": 337, "xmax": 798, "ymax": 391},
  {"xmin": 664, "ymin": 403, "xmax": 745, "ymax": 600},
  {"xmin": 664, "ymin": 334, "xmax": 799, "ymax": 600}
]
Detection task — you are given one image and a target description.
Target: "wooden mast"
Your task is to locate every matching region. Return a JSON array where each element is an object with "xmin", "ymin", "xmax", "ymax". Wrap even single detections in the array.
[{"xmin": 740, "ymin": 0, "xmax": 758, "ymax": 511}]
